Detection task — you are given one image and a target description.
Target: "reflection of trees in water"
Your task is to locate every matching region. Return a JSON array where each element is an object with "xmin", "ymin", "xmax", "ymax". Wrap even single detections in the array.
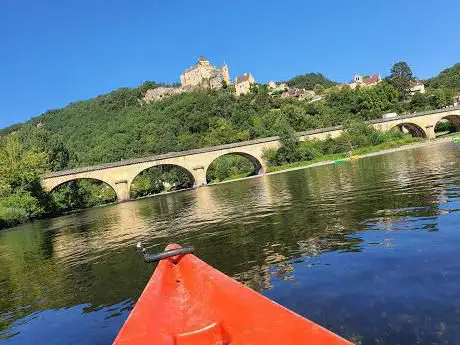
[
  {"xmin": 0, "ymin": 205, "xmax": 151, "ymax": 335},
  {"xmin": 217, "ymin": 143, "xmax": 454, "ymax": 290}
]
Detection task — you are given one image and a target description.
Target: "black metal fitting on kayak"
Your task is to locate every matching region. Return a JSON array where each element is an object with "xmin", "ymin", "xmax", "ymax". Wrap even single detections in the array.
[{"xmin": 136, "ymin": 242, "xmax": 194, "ymax": 263}]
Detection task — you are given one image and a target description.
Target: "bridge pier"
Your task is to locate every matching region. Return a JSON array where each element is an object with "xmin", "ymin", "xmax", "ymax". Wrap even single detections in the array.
[
  {"xmin": 192, "ymin": 166, "xmax": 207, "ymax": 188},
  {"xmin": 114, "ymin": 180, "xmax": 130, "ymax": 202},
  {"xmin": 260, "ymin": 162, "xmax": 268, "ymax": 174},
  {"xmin": 424, "ymin": 125, "xmax": 436, "ymax": 139}
]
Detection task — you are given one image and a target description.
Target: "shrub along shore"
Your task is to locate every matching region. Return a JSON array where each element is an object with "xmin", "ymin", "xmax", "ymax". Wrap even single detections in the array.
[
  {"xmin": 262, "ymin": 120, "xmax": 420, "ymax": 171},
  {"xmin": 265, "ymin": 136, "xmax": 420, "ymax": 173},
  {"xmin": 209, "ymin": 121, "xmax": 421, "ymax": 182}
]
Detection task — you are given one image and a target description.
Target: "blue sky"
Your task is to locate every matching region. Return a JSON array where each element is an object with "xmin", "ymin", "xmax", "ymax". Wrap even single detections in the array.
[{"xmin": 1, "ymin": 0, "xmax": 459, "ymax": 128}]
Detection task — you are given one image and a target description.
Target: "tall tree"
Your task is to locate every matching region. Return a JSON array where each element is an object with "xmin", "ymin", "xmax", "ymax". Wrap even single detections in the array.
[
  {"xmin": 387, "ymin": 61, "xmax": 415, "ymax": 99},
  {"xmin": 0, "ymin": 136, "xmax": 50, "ymax": 228}
]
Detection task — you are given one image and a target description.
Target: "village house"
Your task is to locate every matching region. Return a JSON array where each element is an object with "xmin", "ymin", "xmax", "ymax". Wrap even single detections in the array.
[
  {"xmin": 280, "ymin": 88, "xmax": 315, "ymax": 100},
  {"xmin": 453, "ymin": 95, "xmax": 460, "ymax": 107},
  {"xmin": 347, "ymin": 73, "xmax": 382, "ymax": 89},
  {"xmin": 235, "ymin": 73, "xmax": 256, "ymax": 96},
  {"xmin": 267, "ymin": 81, "xmax": 318, "ymax": 101},
  {"xmin": 267, "ymin": 81, "xmax": 288, "ymax": 91},
  {"xmin": 180, "ymin": 56, "xmax": 230, "ymax": 89},
  {"xmin": 408, "ymin": 81, "xmax": 426, "ymax": 95}
]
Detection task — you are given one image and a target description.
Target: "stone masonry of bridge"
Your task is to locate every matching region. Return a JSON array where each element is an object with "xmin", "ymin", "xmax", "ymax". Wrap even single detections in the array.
[{"xmin": 42, "ymin": 106, "xmax": 460, "ymax": 202}]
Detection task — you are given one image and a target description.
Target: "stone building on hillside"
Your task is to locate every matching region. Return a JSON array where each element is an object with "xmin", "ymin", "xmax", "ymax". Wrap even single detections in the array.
[
  {"xmin": 280, "ymin": 88, "xmax": 315, "ymax": 100},
  {"xmin": 267, "ymin": 81, "xmax": 317, "ymax": 101},
  {"xmin": 348, "ymin": 73, "xmax": 382, "ymax": 89},
  {"xmin": 235, "ymin": 73, "xmax": 256, "ymax": 96},
  {"xmin": 180, "ymin": 56, "xmax": 230, "ymax": 89},
  {"xmin": 408, "ymin": 81, "xmax": 426, "ymax": 95},
  {"xmin": 267, "ymin": 81, "xmax": 288, "ymax": 92},
  {"xmin": 453, "ymin": 95, "xmax": 460, "ymax": 107}
]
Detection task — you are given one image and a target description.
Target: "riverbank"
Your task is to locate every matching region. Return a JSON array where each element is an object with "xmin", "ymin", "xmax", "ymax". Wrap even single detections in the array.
[
  {"xmin": 1, "ymin": 135, "xmax": 456, "ymax": 231},
  {"xmin": 211, "ymin": 136, "xmax": 456, "ymax": 186}
]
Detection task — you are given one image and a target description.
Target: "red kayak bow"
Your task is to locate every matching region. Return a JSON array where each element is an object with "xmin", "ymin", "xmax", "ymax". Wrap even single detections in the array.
[{"xmin": 114, "ymin": 244, "xmax": 352, "ymax": 345}]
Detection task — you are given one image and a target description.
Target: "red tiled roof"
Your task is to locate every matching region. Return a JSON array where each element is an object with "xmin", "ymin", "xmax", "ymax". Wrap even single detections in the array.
[
  {"xmin": 236, "ymin": 74, "xmax": 251, "ymax": 84},
  {"xmin": 363, "ymin": 74, "xmax": 380, "ymax": 85}
]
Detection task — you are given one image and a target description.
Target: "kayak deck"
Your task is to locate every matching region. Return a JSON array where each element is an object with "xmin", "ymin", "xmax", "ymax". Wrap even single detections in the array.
[{"xmin": 114, "ymin": 244, "xmax": 352, "ymax": 344}]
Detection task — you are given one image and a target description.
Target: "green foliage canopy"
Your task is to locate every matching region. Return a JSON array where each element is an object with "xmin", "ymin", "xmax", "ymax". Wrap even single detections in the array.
[
  {"xmin": 0, "ymin": 136, "xmax": 50, "ymax": 228},
  {"xmin": 425, "ymin": 63, "xmax": 460, "ymax": 91},
  {"xmin": 387, "ymin": 61, "xmax": 415, "ymax": 99},
  {"xmin": 287, "ymin": 73, "xmax": 337, "ymax": 90}
]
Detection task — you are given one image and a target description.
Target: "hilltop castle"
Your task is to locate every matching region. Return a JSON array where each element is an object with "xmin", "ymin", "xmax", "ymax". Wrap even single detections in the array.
[
  {"xmin": 180, "ymin": 56, "xmax": 230, "ymax": 89},
  {"xmin": 143, "ymin": 56, "xmax": 256, "ymax": 103}
]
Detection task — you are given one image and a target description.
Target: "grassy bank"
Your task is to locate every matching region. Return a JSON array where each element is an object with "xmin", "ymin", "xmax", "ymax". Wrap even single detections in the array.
[
  {"xmin": 267, "ymin": 136, "xmax": 421, "ymax": 173},
  {"xmin": 208, "ymin": 172, "xmax": 254, "ymax": 185}
]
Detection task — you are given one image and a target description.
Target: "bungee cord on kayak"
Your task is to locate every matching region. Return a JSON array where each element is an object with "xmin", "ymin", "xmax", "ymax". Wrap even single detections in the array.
[{"xmin": 136, "ymin": 242, "xmax": 195, "ymax": 263}]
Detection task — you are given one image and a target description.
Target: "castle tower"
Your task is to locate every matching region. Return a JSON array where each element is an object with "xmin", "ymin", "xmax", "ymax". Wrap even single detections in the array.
[
  {"xmin": 353, "ymin": 74, "xmax": 363, "ymax": 83},
  {"xmin": 221, "ymin": 64, "xmax": 230, "ymax": 83},
  {"xmin": 197, "ymin": 56, "xmax": 210, "ymax": 66}
]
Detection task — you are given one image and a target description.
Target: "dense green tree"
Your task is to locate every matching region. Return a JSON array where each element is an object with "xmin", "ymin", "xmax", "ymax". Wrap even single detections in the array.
[
  {"xmin": 51, "ymin": 180, "xmax": 116, "ymax": 212},
  {"xmin": 17, "ymin": 126, "xmax": 71, "ymax": 171},
  {"xmin": 425, "ymin": 63, "xmax": 460, "ymax": 91},
  {"xmin": 273, "ymin": 116, "xmax": 299, "ymax": 163},
  {"xmin": 207, "ymin": 155, "xmax": 254, "ymax": 183},
  {"xmin": 0, "ymin": 136, "xmax": 50, "ymax": 228},
  {"xmin": 264, "ymin": 120, "xmax": 413, "ymax": 167},
  {"xmin": 387, "ymin": 61, "xmax": 415, "ymax": 99},
  {"xmin": 325, "ymin": 81, "xmax": 402, "ymax": 119},
  {"xmin": 409, "ymin": 88, "xmax": 453, "ymax": 112},
  {"xmin": 130, "ymin": 166, "xmax": 194, "ymax": 199},
  {"xmin": 287, "ymin": 73, "xmax": 336, "ymax": 90}
]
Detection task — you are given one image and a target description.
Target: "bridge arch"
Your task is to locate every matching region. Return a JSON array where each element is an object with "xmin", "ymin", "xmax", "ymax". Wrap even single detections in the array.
[
  {"xmin": 205, "ymin": 152, "xmax": 264, "ymax": 184},
  {"xmin": 434, "ymin": 114, "xmax": 460, "ymax": 136},
  {"xmin": 47, "ymin": 177, "xmax": 117, "ymax": 194},
  {"xmin": 48, "ymin": 178, "xmax": 117, "ymax": 211},
  {"xmin": 391, "ymin": 122, "xmax": 427, "ymax": 138},
  {"xmin": 129, "ymin": 164, "xmax": 195, "ymax": 199}
]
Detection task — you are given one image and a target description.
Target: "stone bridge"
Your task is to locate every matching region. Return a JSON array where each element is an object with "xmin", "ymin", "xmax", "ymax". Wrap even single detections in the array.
[{"xmin": 42, "ymin": 106, "xmax": 460, "ymax": 202}]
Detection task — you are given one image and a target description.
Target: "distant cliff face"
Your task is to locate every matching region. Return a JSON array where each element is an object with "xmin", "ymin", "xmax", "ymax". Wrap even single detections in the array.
[{"xmin": 142, "ymin": 87, "xmax": 186, "ymax": 103}]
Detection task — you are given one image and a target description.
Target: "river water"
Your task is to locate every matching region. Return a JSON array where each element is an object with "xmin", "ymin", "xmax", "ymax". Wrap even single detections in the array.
[{"xmin": 1, "ymin": 142, "xmax": 459, "ymax": 344}]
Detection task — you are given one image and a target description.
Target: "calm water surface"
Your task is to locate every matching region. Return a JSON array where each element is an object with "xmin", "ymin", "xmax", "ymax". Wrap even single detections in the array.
[{"xmin": 1, "ymin": 142, "xmax": 460, "ymax": 344}]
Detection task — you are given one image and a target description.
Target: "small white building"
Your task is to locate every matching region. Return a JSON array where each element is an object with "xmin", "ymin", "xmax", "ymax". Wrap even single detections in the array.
[
  {"xmin": 267, "ymin": 81, "xmax": 288, "ymax": 90},
  {"xmin": 453, "ymin": 95, "xmax": 460, "ymax": 106},
  {"xmin": 235, "ymin": 73, "xmax": 256, "ymax": 96},
  {"xmin": 408, "ymin": 81, "xmax": 426, "ymax": 95},
  {"xmin": 267, "ymin": 81, "xmax": 277, "ymax": 89},
  {"xmin": 382, "ymin": 112, "xmax": 398, "ymax": 119}
]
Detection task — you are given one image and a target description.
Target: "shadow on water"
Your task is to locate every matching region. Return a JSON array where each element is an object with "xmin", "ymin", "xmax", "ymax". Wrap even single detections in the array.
[{"xmin": 1, "ymin": 142, "xmax": 460, "ymax": 344}]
